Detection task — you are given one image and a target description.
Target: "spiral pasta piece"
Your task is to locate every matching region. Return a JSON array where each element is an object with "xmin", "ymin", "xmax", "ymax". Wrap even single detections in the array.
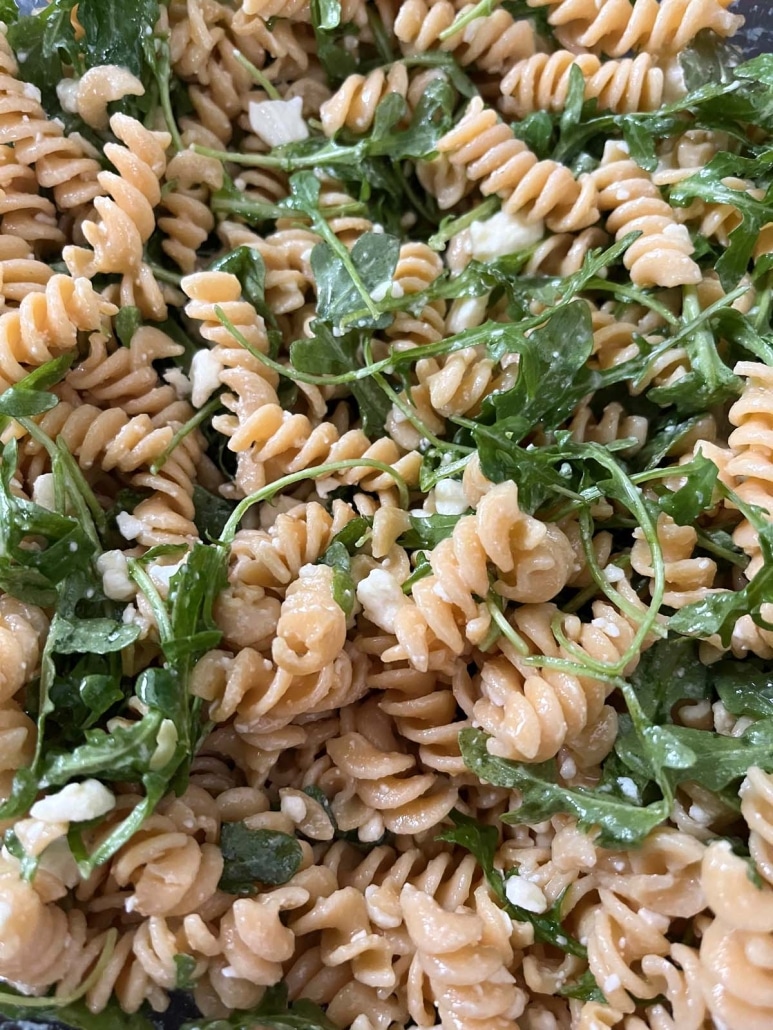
[
  {"xmin": 437, "ymin": 97, "xmax": 600, "ymax": 232},
  {"xmin": 159, "ymin": 151, "xmax": 224, "ymax": 275},
  {"xmin": 724, "ymin": 362, "xmax": 773, "ymax": 578},
  {"xmin": 526, "ymin": 0, "xmax": 743, "ymax": 57},
  {"xmin": 0, "ymin": 274, "xmax": 116, "ymax": 393},
  {"xmin": 500, "ymin": 51, "xmax": 667, "ymax": 119},
  {"xmin": 401, "ymin": 882, "xmax": 526, "ymax": 1029},
  {"xmin": 394, "ymin": 0, "xmax": 537, "ymax": 74},
  {"xmin": 63, "ymin": 114, "xmax": 172, "ymax": 320},
  {"xmin": 630, "ymin": 512, "xmax": 718, "ymax": 609},
  {"xmin": 0, "ymin": 234, "xmax": 53, "ymax": 310},
  {"xmin": 592, "ymin": 140, "xmax": 701, "ymax": 287},
  {"xmin": 0, "ymin": 36, "xmax": 103, "ymax": 215},
  {"xmin": 21, "ymin": 399, "xmax": 201, "ymax": 546}
]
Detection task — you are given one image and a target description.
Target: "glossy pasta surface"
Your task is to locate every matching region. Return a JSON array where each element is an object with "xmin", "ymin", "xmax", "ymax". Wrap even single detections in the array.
[{"xmin": 0, "ymin": 1, "xmax": 769, "ymax": 1028}]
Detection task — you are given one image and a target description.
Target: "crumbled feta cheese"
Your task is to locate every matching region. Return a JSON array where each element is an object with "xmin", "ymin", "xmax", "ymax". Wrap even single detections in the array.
[
  {"xmin": 603, "ymin": 974, "xmax": 621, "ymax": 994},
  {"xmin": 604, "ymin": 564, "xmax": 625, "ymax": 583},
  {"xmin": 149, "ymin": 719, "xmax": 179, "ymax": 771},
  {"xmin": 97, "ymin": 550, "xmax": 136, "ymax": 602},
  {"xmin": 248, "ymin": 96, "xmax": 309, "ymax": 147},
  {"xmin": 164, "ymin": 367, "xmax": 192, "ymax": 400},
  {"xmin": 468, "ymin": 209, "xmax": 544, "ymax": 263},
  {"xmin": 370, "ymin": 281, "xmax": 391, "ymax": 303},
  {"xmin": 31, "ymin": 472, "xmax": 56, "ymax": 511},
  {"xmin": 617, "ymin": 776, "xmax": 638, "ymax": 800},
  {"xmin": 559, "ymin": 755, "xmax": 577, "ymax": 780},
  {"xmin": 356, "ymin": 569, "xmax": 408, "ymax": 634},
  {"xmin": 116, "ymin": 511, "xmax": 144, "ymax": 542},
  {"xmin": 56, "ymin": 78, "xmax": 80, "ymax": 114},
  {"xmin": 190, "ymin": 348, "xmax": 223, "ymax": 408},
  {"xmin": 391, "ymin": 282, "xmax": 404, "ymax": 298},
  {"xmin": 31, "ymin": 780, "xmax": 115, "ymax": 824},
  {"xmin": 432, "ymin": 479, "xmax": 469, "ymax": 516},
  {"xmin": 281, "ymin": 794, "xmax": 307, "ymax": 823},
  {"xmin": 591, "ymin": 616, "xmax": 621, "ymax": 638},
  {"xmin": 504, "ymin": 875, "xmax": 548, "ymax": 914}
]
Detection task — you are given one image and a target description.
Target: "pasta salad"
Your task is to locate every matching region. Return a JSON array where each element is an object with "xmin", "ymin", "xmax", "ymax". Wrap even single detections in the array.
[{"xmin": 0, "ymin": 0, "xmax": 769, "ymax": 1027}]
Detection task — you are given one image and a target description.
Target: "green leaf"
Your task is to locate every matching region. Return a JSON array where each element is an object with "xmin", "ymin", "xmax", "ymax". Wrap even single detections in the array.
[
  {"xmin": 49, "ymin": 616, "xmax": 141, "ymax": 656},
  {"xmin": 318, "ymin": 540, "xmax": 356, "ymax": 616},
  {"xmin": 619, "ymin": 116, "xmax": 657, "ymax": 172},
  {"xmin": 193, "ymin": 485, "xmax": 237, "ymax": 540},
  {"xmin": 77, "ymin": 0, "xmax": 160, "ymax": 78},
  {"xmin": 557, "ymin": 969, "xmax": 607, "ymax": 1003},
  {"xmin": 210, "ymin": 245, "xmax": 279, "ymax": 334},
  {"xmin": 670, "ymin": 153, "xmax": 773, "ymax": 288},
  {"xmin": 714, "ymin": 660, "xmax": 773, "ymax": 719},
  {"xmin": 218, "ymin": 823, "xmax": 303, "ymax": 895},
  {"xmin": 627, "ymin": 638, "xmax": 710, "ymax": 724},
  {"xmin": 513, "ymin": 110, "xmax": 555, "ymax": 159},
  {"xmin": 39, "ymin": 710, "xmax": 165, "ymax": 787},
  {"xmin": 290, "ymin": 322, "xmax": 391, "ymax": 437},
  {"xmin": 659, "ymin": 450, "xmax": 718, "ymax": 525},
  {"xmin": 0, "ymin": 996, "xmax": 156, "ymax": 1030},
  {"xmin": 478, "ymin": 300, "xmax": 596, "ymax": 441},
  {"xmin": 460, "ymin": 729, "xmax": 670, "ymax": 849},
  {"xmin": 174, "ymin": 952, "xmax": 198, "ymax": 990},
  {"xmin": 311, "ymin": 231, "xmax": 400, "ymax": 330},
  {"xmin": 399, "ymin": 513, "xmax": 463, "ymax": 549},
  {"xmin": 115, "ymin": 306, "xmax": 143, "ymax": 347}
]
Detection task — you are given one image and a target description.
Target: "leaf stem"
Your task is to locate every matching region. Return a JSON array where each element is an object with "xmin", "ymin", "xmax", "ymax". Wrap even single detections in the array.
[
  {"xmin": 150, "ymin": 395, "xmax": 222, "ymax": 474},
  {"xmin": 232, "ymin": 48, "xmax": 281, "ymax": 100},
  {"xmin": 220, "ymin": 458, "xmax": 411, "ymax": 544},
  {"xmin": 438, "ymin": 0, "xmax": 501, "ymax": 39}
]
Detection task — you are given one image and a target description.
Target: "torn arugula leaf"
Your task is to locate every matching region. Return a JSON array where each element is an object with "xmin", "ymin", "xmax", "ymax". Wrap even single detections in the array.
[
  {"xmin": 460, "ymin": 729, "xmax": 670, "ymax": 849},
  {"xmin": 218, "ymin": 822, "xmax": 304, "ymax": 895}
]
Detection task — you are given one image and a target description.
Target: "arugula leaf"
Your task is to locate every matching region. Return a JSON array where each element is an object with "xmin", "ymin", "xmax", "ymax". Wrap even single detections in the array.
[
  {"xmin": 311, "ymin": 231, "xmax": 400, "ymax": 330},
  {"xmin": 670, "ymin": 155, "xmax": 773, "ymax": 288},
  {"xmin": 398, "ymin": 513, "xmax": 463, "ymax": 549},
  {"xmin": 627, "ymin": 639, "xmax": 710, "ymax": 725},
  {"xmin": 477, "ymin": 300, "xmax": 596, "ymax": 441},
  {"xmin": 193, "ymin": 485, "xmax": 238, "ymax": 540},
  {"xmin": 218, "ymin": 822, "xmax": 303, "ymax": 895},
  {"xmin": 438, "ymin": 810, "xmax": 590, "ymax": 958},
  {"xmin": 77, "ymin": 0, "xmax": 159, "ymax": 78},
  {"xmin": 49, "ymin": 616, "xmax": 140, "ymax": 656},
  {"xmin": 181, "ymin": 983, "xmax": 341, "ymax": 1030},
  {"xmin": 175, "ymin": 953, "xmax": 199, "ymax": 990},
  {"xmin": 557, "ymin": 969, "xmax": 607, "ymax": 1003},
  {"xmin": 290, "ymin": 322, "xmax": 391, "ymax": 437},
  {"xmin": 209, "ymin": 245, "xmax": 280, "ymax": 337},
  {"xmin": 658, "ymin": 450, "xmax": 718, "ymax": 525},
  {"xmin": 714, "ymin": 660, "xmax": 773, "ymax": 718},
  {"xmin": 318, "ymin": 540, "xmax": 356, "ymax": 616},
  {"xmin": 460, "ymin": 729, "xmax": 670, "ymax": 848},
  {"xmin": 115, "ymin": 306, "xmax": 143, "ymax": 347}
]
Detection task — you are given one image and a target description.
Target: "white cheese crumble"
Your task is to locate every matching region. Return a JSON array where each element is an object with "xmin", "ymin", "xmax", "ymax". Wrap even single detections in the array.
[
  {"xmin": 31, "ymin": 780, "xmax": 116, "ymax": 824},
  {"xmin": 149, "ymin": 719, "xmax": 179, "ymax": 771},
  {"xmin": 163, "ymin": 367, "xmax": 192, "ymax": 400},
  {"xmin": 116, "ymin": 511, "xmax": 144, "ymax": 542},
  {"xmin": 280, "ymin": 794, "xmax": 307, "ymax": 823},
  {"xmin": 432, "ymin": 479, "xmax": 469, "ymax": 516},
  {"xmin": 31, "ymin": 472, "xmax": 56, "ymax": 511},
  {"xmin": 603, "ymin": 974, "xmax": 622, "ymax": 994},
  {"xmin": 248, "ymin": 96, "xmax": 309, "ymax": 147},
  {"xmin": 468, "ymin": 209, "xmax": 545, "ymax": 263},
  {"xmin": 356, "ymin": 568, "xmax": 408, "ymax": 633},
  {"xmin": 97, "ymin": 550, "xmax": 136, "ymax": 602},
  {"xmin": 504, "ymin": 875, "xmax": 548, "ymax": 914},
  {"xmin": 190, "ymin": 348, "xmax": 224, "ymax": 408},
  {"xmin": 617, "ymin": 776, "xmax": 638, "ymax": 800},
  {"xmin": 55, "ymin": 78, "xmax": 80, "ymax": 115}
]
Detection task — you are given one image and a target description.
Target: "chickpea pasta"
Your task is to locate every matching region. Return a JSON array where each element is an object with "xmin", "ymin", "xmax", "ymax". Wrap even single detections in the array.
[{"xmin": 0, "ymin": 2, "xmax": 769, "ymax": 1030}]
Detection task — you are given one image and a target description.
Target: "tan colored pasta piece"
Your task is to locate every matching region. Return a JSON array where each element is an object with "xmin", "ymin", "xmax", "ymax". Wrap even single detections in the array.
[
  {"xmin": 437, "ymin": 97, "xmax": 600, "ymax": 232},
  {"xmin": 394, "ymin": 0, "xmax": 538, "ymax": 74},
  {"xmin": 0, "ymin": 35, "xmax": 103, "ymax": 216},
  {"xmin": 500, "ymin": 51, "xmax": 667, "ymax": 119},
  {"xmin": 592, "ymin": 140, "xmax": 701, "ymax": 288},
  {"xmin": 0, "ymin": 234, "xmax": 53, "ymax": 311},
  {"xmin": 0, "ymin": 274, "xmax": 116, "ymax": 394},
  {"xmin": 724, "ymin": 362, "xmax": 773, "ymax": 578},
  {"xmin": 64, "ymin": 114, "xmax": 172, "ymax": 320},
  {"xmin": 630, "ymin": 512, "xmax": 719, "ymax": 609},
  {"xmin": 525, "ymin": 0, "xmax": 743, "ymax": 57}
]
